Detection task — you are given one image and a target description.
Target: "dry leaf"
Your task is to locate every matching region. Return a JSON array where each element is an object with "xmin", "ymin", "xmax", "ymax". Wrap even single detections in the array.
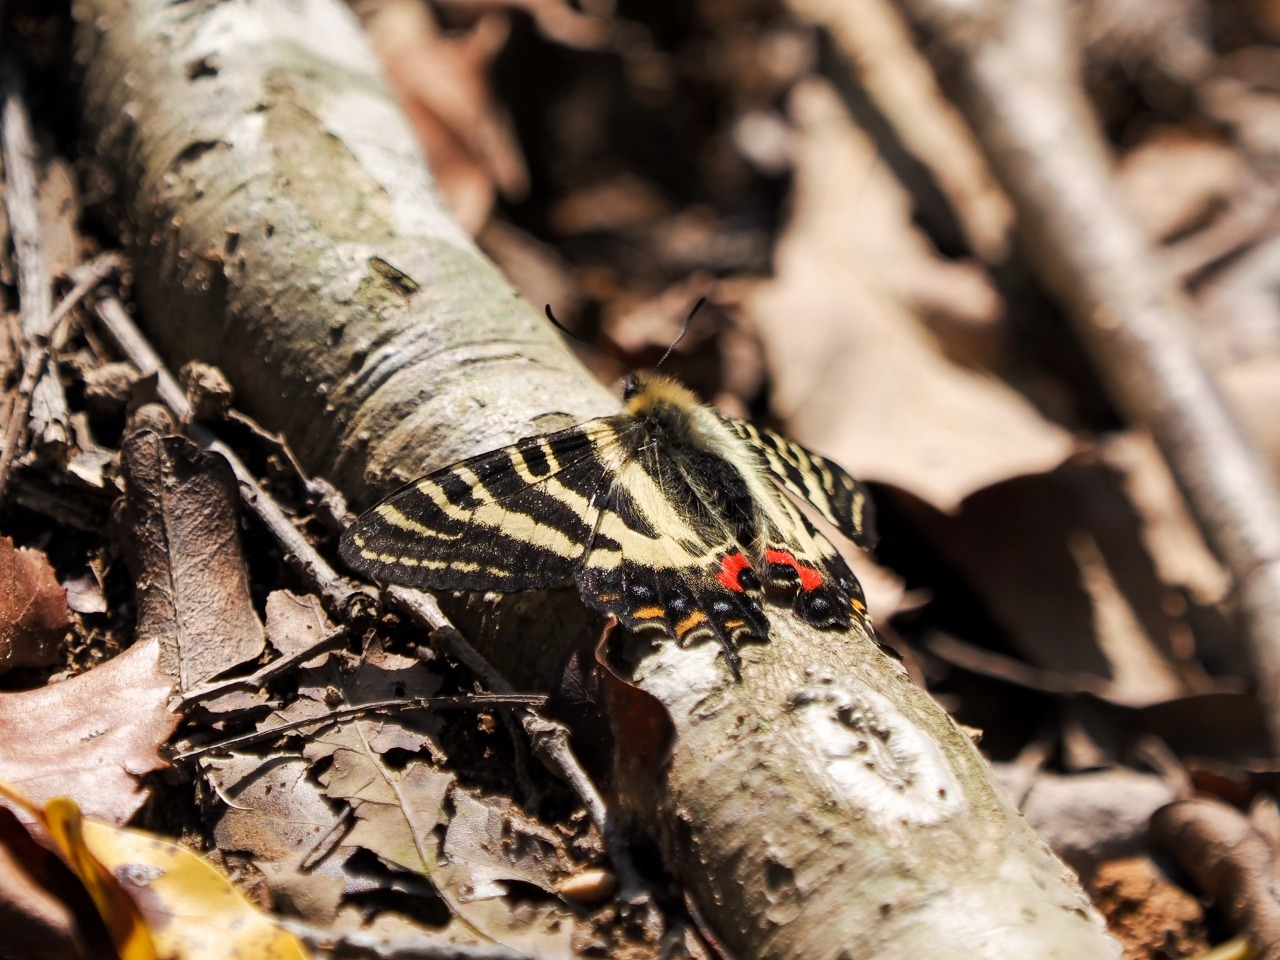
[
  {"xmin": 784, "ymin": 0, "xmax": 1013, "ymax": 261},
  {"xmin": 0, "ymin": 638, "xmax": 178, "ymax": 823},
  {"xmin": 311, "ymin": 734, "xmax": 453, "ymax": 878},
  {"xmin": 207, "ymin": 753, "xmax": 354, "ymax": 925},
  {"xmin": 116, "ymin": 430, "xmax": 265, "ymax": 690},
  {"xmin": 441, "ymin": 0, "xmax": 611, "ymax": 49},
  {"xmin": 363, "ymin": 0, "xmax": 528, "ymax": 233},
  {"xmin": 0, "ymin": 782, "xmax": 309, "ymax": 960},
  {"xmin": 210, "ymin": 754, "xmax": 341, "ymax": 864},
  {"xmin": 911, "ymin": 467, "xmax": 1193, "ymax": 706},
  {"xmin": 63, "ymin": 572, "xmax": 109, "ymax": 616},
  {"xmin": 1152, "ymin": 798, "xmax": 1280, "ymax": 957},
  {"xmin": 0, "ymin": 537, "xmax": 70, "ymax": 675},
  {"xmin": 1222, "ymin": 354, "xmax": 1280, "ymax": 478},
  {"xmin": 207, "ymin": 754, "xmax": 367, "ymax": 925},
  {"xmin": 264, "ymin": 591, "xmax": 335, "ymax": 664},
  {"xmin": 1097, "ymin": 432, "xmax": 1230, "ymax": 606},
  {"xmin": 1198, "ymin": 233, "xmax": 1280, "ymax": 362},
  {"xmin": 0, "ymin": 804, "xmax": 104, "ymax": 960},
  {"xmin": 745, "ymin": 79, "xmax": 1073, "ymax": 512},
  {"xmin": 1117, "ymin": 127, "xmax": 1247, "ymax": 243},
  {"xmin": 437, "ymin": 792, "xmax": 577, "ymax": 958},
  {"xmin": 442, "ymin": 791, "xmax": 569, "ymax": 898}
]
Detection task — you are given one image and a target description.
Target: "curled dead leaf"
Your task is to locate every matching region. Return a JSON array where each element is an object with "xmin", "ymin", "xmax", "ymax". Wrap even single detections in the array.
[
  {"xmin": 116, "ymin": 430, "xmax": 265, "ymax": 691},
  {"xmin": 1152, "ymin": 798, "xmax": 1280, "ymax": 959}
]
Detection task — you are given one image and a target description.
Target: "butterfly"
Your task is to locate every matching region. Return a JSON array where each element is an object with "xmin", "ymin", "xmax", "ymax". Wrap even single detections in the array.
[{"xmin": 340, "ymin": 313, "xmax": 875, "ymax": 676}]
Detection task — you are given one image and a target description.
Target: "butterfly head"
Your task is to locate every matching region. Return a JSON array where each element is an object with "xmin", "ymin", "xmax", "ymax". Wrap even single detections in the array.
[
  {"xmin": 622, "ymin": 373, "xmax": 703, "ymax": 417},
  {"xmin": 622, "ymin": 373, "xmax": 643, "ymax": 402}
]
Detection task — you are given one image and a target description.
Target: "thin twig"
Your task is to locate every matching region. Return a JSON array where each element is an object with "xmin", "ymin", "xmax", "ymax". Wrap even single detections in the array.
[
  {"xmin": 0, "ymin": 253, "xmax": 125, "ymax": 503},
  {"xmin": 226, "ymin": 408, "xmax": 353, "ymax": 531},
  {"xmin": 1, "ymin": 69, "xmax": 47, "ymax": 336},
  {"xmin": 1, "ymin": 67, "xmax": 71, "ymax": 455},
  {"xmin": 171, "ymin": 692, "xmax": 548, "ymax": 760},
  {"xmin": 177, "ymin": 626, "xmax": 351, "ymax": 706},
  {"xmin": 93, "ymin": 296, "xmax": 375, "ymax": 621},
  {"xmin": 387, "ymin": 586, "xmax": 648, "ymax": 902}
]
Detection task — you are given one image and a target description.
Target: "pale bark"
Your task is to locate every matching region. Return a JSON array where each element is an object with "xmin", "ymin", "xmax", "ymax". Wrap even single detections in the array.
[{"xmin": 72, "ymin": 0, "xmax": 1121, "ymax": 956}]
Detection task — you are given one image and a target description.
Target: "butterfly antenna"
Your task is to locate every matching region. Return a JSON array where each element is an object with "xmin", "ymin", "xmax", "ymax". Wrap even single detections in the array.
[
  {"xmin": 545, "ymin": 304, "xmax": 595, "ymax": 350},
  {"xmin": 653, "ymin": 297, "xmax": 706, "ymax": 374}
]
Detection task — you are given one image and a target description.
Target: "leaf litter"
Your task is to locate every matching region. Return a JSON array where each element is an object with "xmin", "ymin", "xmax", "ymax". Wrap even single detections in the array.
[{"xmin": 10, "ymin": 0, "xmax": 1280, "ymax": 956}]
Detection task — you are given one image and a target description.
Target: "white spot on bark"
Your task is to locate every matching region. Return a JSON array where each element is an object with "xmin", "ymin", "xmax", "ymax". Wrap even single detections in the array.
[{"xmin": 789, "ymin": 672, "xmax": 962, "ymax": 827}]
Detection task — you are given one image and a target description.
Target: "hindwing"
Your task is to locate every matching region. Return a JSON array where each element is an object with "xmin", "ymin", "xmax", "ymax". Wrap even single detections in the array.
[
  {"xmin": 724, "ymin": 417, "xmax": 877, "ymax": 548},
  {"xmin": 572, "ymin": 456, "xmax": 770, "ymax": 674}
]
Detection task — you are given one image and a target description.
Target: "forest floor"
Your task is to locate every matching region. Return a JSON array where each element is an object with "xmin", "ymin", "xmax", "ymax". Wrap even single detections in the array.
[{"xmin": 4, "ymin": 0, "xmax": 1280, "ymax": 958}]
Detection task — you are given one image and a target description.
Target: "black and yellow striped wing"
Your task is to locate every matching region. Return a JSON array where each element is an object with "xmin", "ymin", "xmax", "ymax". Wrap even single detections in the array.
[
  {"xmin": 340, "ymin": 417, "xmax": 775, "ymax": 674},
  {"xmin": 724, "ymin": 417, "xmax": 877, "ymax": 549},
  {"xmin": 339, "ymin": 423, "xmax": 618, "ymax": 592}
]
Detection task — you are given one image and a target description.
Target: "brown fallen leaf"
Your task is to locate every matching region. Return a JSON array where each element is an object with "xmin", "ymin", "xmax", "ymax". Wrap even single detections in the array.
[
  {"xmin": 257, "ymin": 642, "xmax": 451, "ymax": 878},
  {"xmin": 0, "ymin": 638, "xmax": 177, "ymax": 823},
  {"xmin": 0, "ymin": 536, "xmax": 70, "ymax": 675},
  {"xmin": 911, "ymin": 465, "xmax": 1200, "ymax": 705},
  {"xmin": 783, "ymin": 0, "xmax": 1014, "ymax": 262},
  {"xmin": 1223, "ymin": 355, "xmax": 1280, "ymax": 482},
  {"xmin": 115, "ymin": 429, "xmax": 265, "ymax": 690},
  {"xmin": 744, "ymin": 78, "xmax": 1073, "ymax": 512},
  {"xmin": 1198, "ymin": 233, "xmax": 1280, "ymax": 363},
  {"xmin": 310, "ymin": 729, "xmax": 454, "ymax": 879},
  {"xmin": 0, "ymin": 804, "xmax": 107, "ymax": 960},
  {"xmin": 435, "ymin": 790, "xmax": 578, "ymax": 959},
  {"xmin": 1152, "ymin": 798, "xmax": 1280, "ymax": 960},
  {"xmin": 1116, "ymin": 126, "xmax": 1248, "ymax": 244},
  {"xmin": 263, "ymin": 590, "xmax": 337, "ymax": 664},
  {"xmin": 1098, "ymin": 431, "xmax": 1231, "ymax": 607},
  {"xmin": 362, "ymin": 0, "xmax": 528, "ymax": 233},
  {"xmin": 208, "ymin": 753, "xmax": 349, "ymax": 924},
  {"xmin": 440, "ymin": 0, "xmax": 611, "ymax": 50},
  {"xmin": 442, "ymin": 790, "xmax": 570, "ymax": 898}
]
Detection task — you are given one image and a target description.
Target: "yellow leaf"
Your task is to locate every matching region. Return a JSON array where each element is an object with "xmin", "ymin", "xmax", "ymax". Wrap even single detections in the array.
[
  {"xmin": 1, "ymin": 779, "xmax": 309, "ymax": 960},
  {"xmin": 42, "ymin": 798, "xmax": 158, "ymax": 960}
]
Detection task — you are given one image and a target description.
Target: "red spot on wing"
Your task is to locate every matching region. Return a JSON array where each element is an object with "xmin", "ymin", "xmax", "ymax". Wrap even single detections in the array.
[
  {"xmin": 765, "ymin": 547, "xmax": 824, "ymax": 592},
  {"xmin": 716, "ymin": 550, "xmax": 752, "ymax": 592}
]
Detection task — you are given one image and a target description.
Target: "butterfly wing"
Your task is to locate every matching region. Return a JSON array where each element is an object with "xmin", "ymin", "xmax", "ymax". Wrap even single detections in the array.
[
  {"xmin": 339, "ymin": 421, "xmax": 619, "ymax": 592},
  {"xmin": 724, "ymin": 417, "xmax": 877, "ymax": 548},
  {"xmin": 761, "ymin": 492, "xmax": 870, "ymax": 627},
  {"xmin": 573, "ymin": 450, "xmax": 769, "ymax": 675}
]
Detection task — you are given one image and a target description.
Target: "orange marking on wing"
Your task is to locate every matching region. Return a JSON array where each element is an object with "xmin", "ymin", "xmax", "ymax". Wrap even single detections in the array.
[
  {"xmin": 675, "ymin": 611, "xmax": 707, "ymax": 636},
  {"xmin": 633, "ymin": 606, "xmax": 666, "ymax": 620}
]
